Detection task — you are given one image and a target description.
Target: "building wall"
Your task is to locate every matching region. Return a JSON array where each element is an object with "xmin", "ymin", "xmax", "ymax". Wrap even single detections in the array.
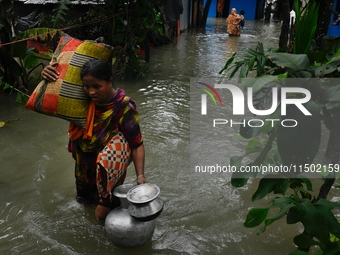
[
  {"xmin": 180, "ymin": 0, "xmax": 191, "ymax": 31},
  {"xmin": 229, "ymin": 0, "xmax": 257, "ymax": 20},
  {"xmin": 328, "ymin": 0, "xmax": 340, "ymax": 36},
  {"xmin": 205, "ymin": 0, "xmax": 259, "ymax": 20}
]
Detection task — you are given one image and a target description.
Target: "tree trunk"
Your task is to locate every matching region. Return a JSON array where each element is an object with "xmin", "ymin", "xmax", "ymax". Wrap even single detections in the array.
[
  {"xmin": 278, "ymin": 0, "xmax": 291, "ymax": 51},
  {"xmin": 315, "ymin": 0, "xmax": 333, "ymax": 49},
  {"xmin": 0, "ymin": 0, "xmax": 16, "ymax": 86},
  {"xmin": 200, "ymin": 0, "xmax": 212, "ymax": 28}
]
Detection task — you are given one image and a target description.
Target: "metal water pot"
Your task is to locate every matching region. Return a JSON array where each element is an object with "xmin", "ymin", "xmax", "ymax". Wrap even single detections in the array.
[{"xmin": 105, "ymin": 184, "xmax": 156, "ymax": 248}]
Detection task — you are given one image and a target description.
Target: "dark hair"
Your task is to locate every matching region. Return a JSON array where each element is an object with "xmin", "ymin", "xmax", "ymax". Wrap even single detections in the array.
[
  {"xmin": 240, "ymin": 10, "xmax": 245, "ymax": 15},
  {"xmin": 80, "ymin": 59, "xmax": 113, "ymax": 82}
]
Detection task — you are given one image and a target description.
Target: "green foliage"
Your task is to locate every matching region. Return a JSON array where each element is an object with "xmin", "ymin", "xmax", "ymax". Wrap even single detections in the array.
[
  {"xmin": 1, "ymin": 0, "xmax": 163, "ymax": 102},
  {"xmin": 0, "ymin": 75, "xmax": 30, "ymax": 104},
  {"xmin": 277, "ymin": 101, "xmax": 321, "ymax": 167},
  {"xmin": 293, "ymin": 0, "xmax": 319, "ymax": 54},
  {"xmin": 38, "ymin": 0, "xmax": 71, "ymax": 29},
  {"xmin": 0, "ymin": 0, "xmax": 15, "ymax": 41},
  {"xmin": 35, "ymin": 1, "xmax": 163, "ymax": 81},
  {"xmin": 219, "ymin": 43, "xmax": 316, "ymax": 79},
  {"xmin": 243, "ymin": 194, "xmax": 340, "ymax": 254},
  {"xmin": 0, "ymin": 27, "xmax": 59, "ymax": 103},
  {"xmin": 18, "ymin": 27, "xmax": 60, "ymax": 42},
  {"xmin": 51, "ymin": 0, "xmax": 70, "ymax": 28},
  {"xmin": 103, "ymin": 0, "xmax": 163, "ymax": 79},
  {"xmin": 244, "ymin": 207, "xmax": 269, "ymax": 228},
  {"xmin": 219, "ymin": 43, "xmax": 279, "ymax": 79},
  {"xmin": 219, "ymin": 0, "xmax": 340, "ymax": 253},
  {"xmin": 13, "ymin": 28, "xmax": 59, "ymax": 85},
  {"xmin": 223, "ymin": 50, "xmax": 340, "ymax": 254}
]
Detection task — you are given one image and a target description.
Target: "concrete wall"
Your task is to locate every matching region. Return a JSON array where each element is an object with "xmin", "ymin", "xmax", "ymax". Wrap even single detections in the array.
[
  {"xmin": 180, "ymin": 0, "xmax": 191, "ymax": 31},
  {"xmin": 205, "ymin": 0, "xmax": 259, "ymax": 20}
]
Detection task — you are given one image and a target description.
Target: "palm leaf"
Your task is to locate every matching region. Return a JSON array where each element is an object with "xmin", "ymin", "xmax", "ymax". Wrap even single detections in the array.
[{"xmin": 15, "ymin": 28, "xmax": 61, "ymax": 42}]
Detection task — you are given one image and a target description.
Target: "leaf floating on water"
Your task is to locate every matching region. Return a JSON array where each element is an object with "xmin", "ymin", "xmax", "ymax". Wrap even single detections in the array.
[{"xmin": 0, "ymin": 119, "xmax": 20, "ymax": 127}]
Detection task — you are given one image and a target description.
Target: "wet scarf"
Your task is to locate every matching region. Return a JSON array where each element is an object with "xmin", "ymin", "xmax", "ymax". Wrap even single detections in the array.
[
  {"xmin": 96, "ymin": 132, "xmax": 131, "ymax": 206},
  {"xmin": 68, "ymin": 88, "xmax": 143, "ymax": 198}
]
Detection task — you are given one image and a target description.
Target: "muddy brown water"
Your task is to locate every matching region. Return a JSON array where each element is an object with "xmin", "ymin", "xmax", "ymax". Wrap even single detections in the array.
[{"xmin": 1, "ymin": 18, "xmax": 328, "ymax": 255}]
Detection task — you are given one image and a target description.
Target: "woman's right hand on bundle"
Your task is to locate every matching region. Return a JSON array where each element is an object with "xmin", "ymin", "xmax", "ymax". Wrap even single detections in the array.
[{"xmin": 41, "ymin": 64, "xmax": 59, "ymax": 82}]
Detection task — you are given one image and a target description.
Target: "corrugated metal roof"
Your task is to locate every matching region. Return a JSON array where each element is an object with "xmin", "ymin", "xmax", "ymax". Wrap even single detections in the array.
[{"xmin": 17, "ymin": 0, "xmax": 104, "ymax": 4}]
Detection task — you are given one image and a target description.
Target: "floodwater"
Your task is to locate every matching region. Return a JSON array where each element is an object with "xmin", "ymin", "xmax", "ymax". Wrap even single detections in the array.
[{"xmin": 0, "ymin": 18, "xmax": 323, "ymax": 255}]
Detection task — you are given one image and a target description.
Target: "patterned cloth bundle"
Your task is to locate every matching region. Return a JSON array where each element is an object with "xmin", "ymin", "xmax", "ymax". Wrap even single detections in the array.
[{"xmin": 25, "ymin": 34, "xmax": 114, "ymax": 129}]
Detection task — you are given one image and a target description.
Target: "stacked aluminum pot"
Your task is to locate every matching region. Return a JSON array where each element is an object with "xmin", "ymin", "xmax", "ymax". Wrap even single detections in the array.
[{"xmin": 105, "ymin": 183, "xmax": 164, "ymax": 248}]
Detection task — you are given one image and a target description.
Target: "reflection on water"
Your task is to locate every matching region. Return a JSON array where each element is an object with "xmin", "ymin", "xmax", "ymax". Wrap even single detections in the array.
[{"xmin": 0, "ymin": 18, "xmax": 302, "ymax": 254}]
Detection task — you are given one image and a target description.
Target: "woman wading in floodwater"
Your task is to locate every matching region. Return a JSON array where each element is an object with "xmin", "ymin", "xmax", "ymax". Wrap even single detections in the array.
[
  {"xmin": 42, "ymin": 59, "xmax": 147, "ymax": 221},
  {"xmin": 226, "ymin": 8, "xmax": 242, "ymax": 36}
]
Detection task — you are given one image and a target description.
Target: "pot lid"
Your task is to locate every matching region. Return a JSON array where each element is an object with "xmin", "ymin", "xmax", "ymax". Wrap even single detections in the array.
[{"xmin": 126, "ymin": 183, "xmax": 160, "ymax": 204}]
